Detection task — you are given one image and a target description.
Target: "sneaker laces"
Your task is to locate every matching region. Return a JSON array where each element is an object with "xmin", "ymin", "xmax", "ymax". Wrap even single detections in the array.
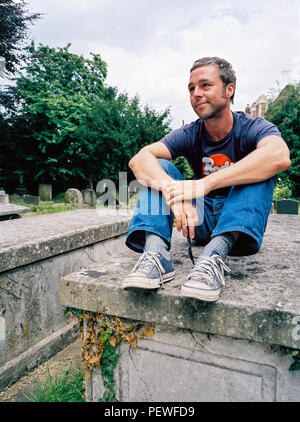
[
  {"xmin": 132, "ymin": 251, "xmax": 166, "ymax": 288},
  {"xmin": 186, "ymin": 254, "xmax": 230, "ymax": 287}
]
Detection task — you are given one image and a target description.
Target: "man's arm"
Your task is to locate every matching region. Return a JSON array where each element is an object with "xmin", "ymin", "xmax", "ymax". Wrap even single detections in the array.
[
  {"xmin": 129, "ymin": 141, "xmax": 174, "ymax": 190},
  {"xmin": 164, "ymin": 135, "xmax": 291, "ymax": 204},
  {"xmin": 207, "ymin": 135, "xmax": 290, "ymax": 189},
  {"xmin": 129, "ymin": 141, "xmax": 198, "ymax": 238}
]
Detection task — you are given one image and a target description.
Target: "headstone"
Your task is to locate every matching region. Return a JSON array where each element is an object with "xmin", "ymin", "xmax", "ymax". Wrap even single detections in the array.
[
  {"xmin": 39, "ymin": 184, "xmax": 52, "ymax": 201},
  {"xmin": 82, "ymin": 189, "xmax": 96, "ymax": 207},
  {"xmin": 65, "ymin": 188, "xmax": 83, "ymax": 208},
  {"xmin": 277, "ymin": 199, "xmax": 298, "ymax": 215},
  {"xmin": 0, "ymin": 190, "xmax": 9, "ymax": 205},
  {"xmin": 15, "ymin": 173, "xmax": 27, "ymax": 196},
  {"xmin": 0, "ymin": 189, "xmax": 30, "ymax": 219},
  {"xmin": 23, "ymin": 195, "xmax": 40, "ymax": 206}
]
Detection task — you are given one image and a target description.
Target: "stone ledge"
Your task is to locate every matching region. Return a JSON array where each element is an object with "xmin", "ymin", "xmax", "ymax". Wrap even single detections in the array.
[
  {"xmin": 0, "ymin": 203, "xmax": 30, "ymax": 217},
  {"xmin": 0, "ymin": 209, "xmax": 131, "ymax": 273},
  {"xmin": 0, "ymin": 320, "xmax": 79, "ymax": 391},
  {"xmin": 60, "ymin": 215, "xmax": 300, "ymax": 349}
]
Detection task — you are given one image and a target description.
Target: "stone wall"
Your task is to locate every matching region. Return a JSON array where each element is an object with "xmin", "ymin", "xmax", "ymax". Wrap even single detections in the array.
[
  {"xmin": 83, "ymin": 319, "xmax": 300, "ymax": 402},
  {"xmin": 0, "ymin": 209, "xmax": 131, "ymax": 390},
  {"xmin": 59, "ymin": 215, "xmax": 300, "ymax": 402}
]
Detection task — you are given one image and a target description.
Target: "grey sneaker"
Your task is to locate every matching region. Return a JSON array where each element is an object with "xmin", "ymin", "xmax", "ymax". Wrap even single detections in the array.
[
  {"xmin": 180, "ymin": 254, "xmax": 230, "ymax": 302},
  {"xmin": 121, "ymin": 251, "xmax": 176, "ymax": 290}
]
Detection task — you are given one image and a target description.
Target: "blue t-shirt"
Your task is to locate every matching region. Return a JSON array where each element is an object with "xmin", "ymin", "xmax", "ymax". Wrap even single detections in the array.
[{"xmin": 161, "ymin": 111, "xmax": 281, "ymax": 196}]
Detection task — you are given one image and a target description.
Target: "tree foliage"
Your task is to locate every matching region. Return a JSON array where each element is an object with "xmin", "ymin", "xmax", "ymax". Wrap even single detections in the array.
[
  {"xmin": 0, "ymin": 43, "xmax": 171, "ymax": 188},
  {"xmin": 0, "ymin": 0, "xmax": 41, "ymax": 74},
  {"xmin": 265, "ymin": 82, "xmax": 300, "ymax": 197},
  {"xmin": 172, "ymin": 157, "xmax": 194, "ymax": 180},
  {"xmin": 76, "ymin": 92, "xmax": 171, "ymax": 183}
]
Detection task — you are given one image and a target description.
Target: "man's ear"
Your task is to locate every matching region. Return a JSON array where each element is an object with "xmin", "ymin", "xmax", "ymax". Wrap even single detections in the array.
[{"xmin": 226, "ymin": 83, "xmax": 235, "ymax": 100}]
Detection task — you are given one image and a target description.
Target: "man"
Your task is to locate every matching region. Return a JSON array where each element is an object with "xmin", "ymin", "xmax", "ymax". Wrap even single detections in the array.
[{"xmin": 121, "ymin": 57, "xmax": 291, "ymax": 302}]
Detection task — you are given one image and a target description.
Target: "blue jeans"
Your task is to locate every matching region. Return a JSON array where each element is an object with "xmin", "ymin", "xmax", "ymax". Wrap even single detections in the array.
[{"xmin": 126, "ymin": 159, "xmax": 276, "ymax": 257}]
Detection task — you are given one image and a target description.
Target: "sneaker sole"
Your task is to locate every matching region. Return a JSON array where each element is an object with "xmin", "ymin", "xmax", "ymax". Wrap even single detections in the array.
[
  {"xmin": 180, "ymin": 285, "xmax": 221, "ymax": 302},
  {"xmin": 121, "ymin": 271, "xmax": 176, "ymax": 290}
]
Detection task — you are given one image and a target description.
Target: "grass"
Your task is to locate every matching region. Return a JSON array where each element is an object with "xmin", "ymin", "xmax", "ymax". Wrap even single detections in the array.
[
  {"xmin": 29, "ymin": 202, "xmax": 77, "ymax": 214},
  {"xmin": 25, "ymin": 365, "xmax": 85, "ymax": 402},
  {"xmin": 8, "ymin": 192, "xmax": 137, "ymax": 215},
  {"xmin": 9, "ymin": 194, "xmax": 78, "ymax": 215}
]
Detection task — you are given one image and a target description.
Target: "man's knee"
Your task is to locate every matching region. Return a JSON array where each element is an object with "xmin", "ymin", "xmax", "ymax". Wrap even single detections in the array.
[
  {"xmin": 157, "ymin": 158, "xmax": 173, "ymax": 171},
  {"xmin": 157, "ymin": 158, "xmax": 185, "ymax": 180}
]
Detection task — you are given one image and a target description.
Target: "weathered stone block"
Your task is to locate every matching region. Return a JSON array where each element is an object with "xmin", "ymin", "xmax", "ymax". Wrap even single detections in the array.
[
  {"xmin": 82, "ymin": 189, "xmax": 96, "ymax": 207},
  {"xmin": 82, "ymin": 319, "xmax": 300, "ymax": 402},
  {"xmin": 0, "ymin": 204, "xmax": 30, "ymax": 218},
  {"xmin": 65, "ymin": 188, "xmax": 83, "ymax": 208},
  {"xmin": 0, "ymin": 209, "xmax": 131, "ymax": 272},
  {"xmin": 0, "ymin": 210, "xmax": 131, "ymax": 390},
  {"xmin": 23, "ymin": 195, "xmax": 40, "ymax": 206},
  {"xmin": 38, "ymin": 184, "xmax": 52, "ymax": 201},
  {"xmin": 0, "ymin": 191, "xmax": 9, "ymax": 205},
  {"xmin": 277, "ymin": 199, "xmax": 298, "ymax": 215},
  {"xmin": 59, "ymin": 215, "xmax": 300, "ymax": 402}
]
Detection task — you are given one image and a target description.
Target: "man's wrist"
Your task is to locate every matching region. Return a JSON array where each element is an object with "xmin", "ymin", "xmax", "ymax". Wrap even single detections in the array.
[
  {"xmin": 157, "ymin": 177, "xmax": 175, "ymax": 192},
  {"xmin": 200, "ymin": 176, "xmax": 215, "ymax": 196}
]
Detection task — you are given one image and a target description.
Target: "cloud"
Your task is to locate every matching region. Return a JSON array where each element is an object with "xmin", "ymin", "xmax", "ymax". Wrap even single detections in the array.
[{"xmin": 27, "ymin": 0, "xmax": 300, "ymax": 128}]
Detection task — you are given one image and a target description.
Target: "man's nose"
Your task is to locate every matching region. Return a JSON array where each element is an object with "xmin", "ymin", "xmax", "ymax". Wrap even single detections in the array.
[{"xmin": 193, "ymin": 85, "xmax": 203, "ymax": 97}]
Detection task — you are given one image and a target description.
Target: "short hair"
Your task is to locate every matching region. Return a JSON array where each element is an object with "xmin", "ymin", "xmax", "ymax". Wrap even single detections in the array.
[{"xmin": 190, "ymin": 57, "xmax": 236, "ymax": 104}]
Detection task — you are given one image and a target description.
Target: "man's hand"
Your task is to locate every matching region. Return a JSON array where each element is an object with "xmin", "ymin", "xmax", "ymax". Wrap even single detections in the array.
[
  {"xmin": 162, "ymin": 180, "xmax": 203, "ymax": 238},
  {"xmin": 163, "ymin": 179, "xmax": 208, "ymax": 205},
  {"xmin": 169, "ymin": 200, "xmax": 198, "ymax": 239}
]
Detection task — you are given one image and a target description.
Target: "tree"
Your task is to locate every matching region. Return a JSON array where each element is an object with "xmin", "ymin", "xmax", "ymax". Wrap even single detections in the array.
[
  {"xmin": 3, "ymin": 42, "xmax": 108, "ymax": 184},
  {"xmin": 0, "ymin": 1, "xmax": 41, "ymax": 187},
  {"xmin": 0, "ymin": 0, "xmax": 41, "ymax": 74},
  {"xmin": 264, "ymin": 82, "xmax": 300, "ymax": 197},
  {"xmin": 172, "ymin": 157, "xmax": 194, "ymax": 180},
  {"xmin": 1, "ymin": 42, "xmax": 172, "ymax": 189},
  {"xmin": 75, "ymin": 92, "xmax": 172, "ymax": 185}
]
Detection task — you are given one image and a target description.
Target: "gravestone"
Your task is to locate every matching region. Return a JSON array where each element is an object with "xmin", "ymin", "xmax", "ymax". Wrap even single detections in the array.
[
  {"xmin": 65, "ymin": 188, "xmax": 83, "ymax": 208},
  {"xmin": 82, "ymin": 189, "xmax": 96, "ymax": 207},
  {"xmin": 15, "ymin": 173, "xmax": 27, "ymax": 196},
  {"xmin": 23, "ymin": 195, "xmax": 40, "ymax": 206},
  {"xmin": 0, "ymin": 190, "xmax": 9, "ymax": 205},
  {"xmin": 39, "ymin": 184, "xmax": 52, "ymax": 201},
  {"xmin": 0, "ymin": 190, "xmax": 30, "ymax": 219},
  {"xmin": 277, "ymin": 199, "xmax": 298, "ymax": 215}
]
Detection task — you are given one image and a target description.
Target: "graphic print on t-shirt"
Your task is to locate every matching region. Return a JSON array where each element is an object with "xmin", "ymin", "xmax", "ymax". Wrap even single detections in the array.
[{"xmin": 202, "ymin": 154, "xmax": 234, "ymax": 177}]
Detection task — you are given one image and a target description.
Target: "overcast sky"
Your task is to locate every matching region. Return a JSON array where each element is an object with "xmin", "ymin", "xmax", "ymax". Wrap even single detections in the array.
[{"xmin": 25, "ymin": 0, "xmax": 300, "ymax": 129}]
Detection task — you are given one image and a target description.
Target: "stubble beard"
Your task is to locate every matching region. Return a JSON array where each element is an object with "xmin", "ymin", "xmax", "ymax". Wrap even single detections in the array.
[
  {"xmin": 195, "ymin": 100, "xmax": 227, "ymax": 120},
  {"xmin": 195, "ymin": 89, "xmax": 228, "ymax": 120}
]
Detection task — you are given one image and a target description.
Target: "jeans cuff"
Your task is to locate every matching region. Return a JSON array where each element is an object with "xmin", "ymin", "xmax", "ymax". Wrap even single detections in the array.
[
  {"xmin": 212, "ymin": 227, "xmax": 261, "ymax": 256},
  {"xmin": 126, "ymin": 226, "xmax": 172, "ymax": 253}
]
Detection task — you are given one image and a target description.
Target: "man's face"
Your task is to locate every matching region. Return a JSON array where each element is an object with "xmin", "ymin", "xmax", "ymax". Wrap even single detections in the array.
[{"xmin": 188, "ymin": 64, "xmax": 232, "ymax": 120}]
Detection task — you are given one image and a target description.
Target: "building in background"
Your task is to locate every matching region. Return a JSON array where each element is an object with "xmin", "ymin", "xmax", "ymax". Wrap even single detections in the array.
[{"xmin": 245, "ymin": 94, "xmax": 268, "ymax": 118}]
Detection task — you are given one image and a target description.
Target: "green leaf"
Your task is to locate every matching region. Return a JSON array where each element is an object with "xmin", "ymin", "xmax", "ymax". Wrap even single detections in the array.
[{"xmin": 100, "ymin": 329, "xmax": 113, "ymax": 344}]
